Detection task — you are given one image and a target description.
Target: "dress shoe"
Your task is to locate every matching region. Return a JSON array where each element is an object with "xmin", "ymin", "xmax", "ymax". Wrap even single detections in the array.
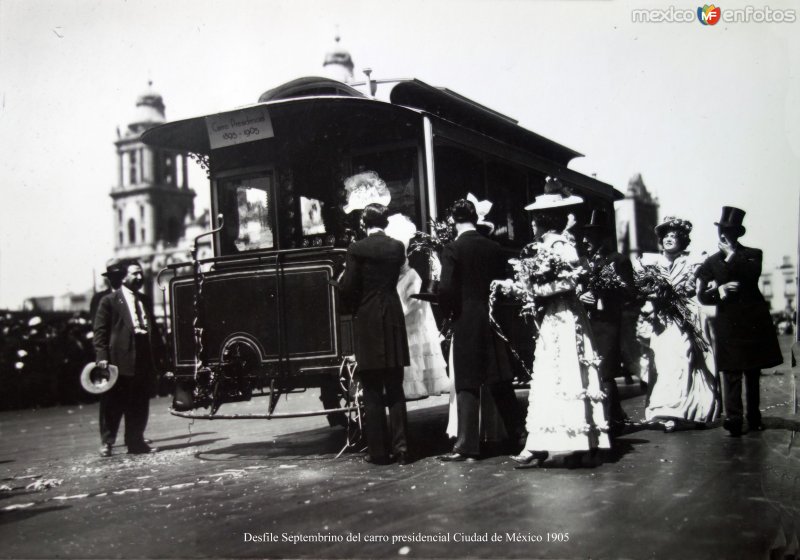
[
  {"xmin": 723, "ymin": 418, "xmax": 742, "ymax": 437},
  {"xmin": 99, "ymin": 444, "xmax": 112, "ymax": 458},
  {"xmin": 748, "ymin": 423, "xmax": 765, "ymax": 432},
  {"xmin": 510, "ymin": 450, "xmax": 548, "ymax": 466},
  {"xmin": 127, "ymin": 443, "xmax": 157, "ymax": 454},
  {"xmin": 438, "ymin": 452, "xmax": 478, "ymax": 462},
  {"xmin": 395, "ymin": 452, "xmax": 412, "ymax": 466},
  {"xmin": 363, "ymin": 454, "xmax": 390, "ymax": 465}
]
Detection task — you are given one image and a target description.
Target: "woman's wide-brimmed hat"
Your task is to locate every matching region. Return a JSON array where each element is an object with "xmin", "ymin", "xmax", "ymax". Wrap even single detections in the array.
[
  {"xmin": 524, "ymin": 177, "xmax": 583, "ymax": 211},
  {"xmin": 713, "ymin": 206, "xmax": 746, "ymax": 236},
  {"xmin": 654, "ymin": 216, "xmax": 693, "ymax": 238},
  {"xmin": 80, "ymin": 362, "xmax": 119, "ymax": 395}
]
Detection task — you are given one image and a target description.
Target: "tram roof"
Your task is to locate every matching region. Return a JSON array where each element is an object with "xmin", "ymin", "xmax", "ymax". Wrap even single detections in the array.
[{"xmin": 142, "ymin": 76, "xmax": 620, "ymax": 199}]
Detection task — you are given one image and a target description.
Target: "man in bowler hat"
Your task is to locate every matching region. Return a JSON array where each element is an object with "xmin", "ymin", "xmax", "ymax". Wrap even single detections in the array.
[
  {"xmin": 93, "ymin": 259, "xmax": 164, "ymax": 456},
  {"xmin": 578, "ymin": 210, "xmax": 636, "ymax": 433},
  {"xmin": 696, "ymin": 206, "xmax": 783, "ymax": 436},
  {"xmin": 339, "ymin": 203, "xmax": 411, "ymax": 465},
  {"xmin": 89, "ymin": 259, "xmax": 124, "ymax": 324}
]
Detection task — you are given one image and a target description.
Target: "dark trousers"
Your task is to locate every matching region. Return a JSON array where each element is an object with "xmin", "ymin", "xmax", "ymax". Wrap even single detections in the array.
[
  {"xmin": 593, "ymin": 320, "xmax": 628, "ymax": 424},
  {"xmin": 454, "ymin": 382, "xmax": 524, "ymax": 456},
  {"xmin": 721, "ymin": 369, "xmax": 761, "ymax": 428},
  {"xmin": 99, "ymin": 376, "xmax": 150, "ymax": 446},
  {"xmin": 359, "ymin": 368, "xmax": 408, "ymax": 461},
  {"xmin": 99, "ymin": 335, "xmax": 153, "ymax": 447}
]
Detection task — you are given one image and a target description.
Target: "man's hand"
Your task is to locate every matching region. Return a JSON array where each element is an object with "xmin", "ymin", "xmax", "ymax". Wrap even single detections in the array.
[
  {"xmin": 719, "ymin": 281, "xmax": 740, "ymax": 299},
  {"xmin": 96, "ymin": 360, "xmax": 109, "ymax": 370},
  {"xmin": 718, "ymin": 236, "xmax": 736, "ymax": 258},
  {"xmin": 579, "ymin": 291, "xmax": 597, "ymax": 306}
]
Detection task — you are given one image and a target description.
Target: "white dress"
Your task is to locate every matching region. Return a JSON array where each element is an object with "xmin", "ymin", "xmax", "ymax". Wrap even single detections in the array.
[
  {"xmin": 642, "ymin": 254, "xmax": 719, "ymax": 425},
  {"xmin": 397, "ymin": 265, "xmax": 449, "ymax": 399},
  {"xmin": 522, "ymin": 234, "xmax": 611, "ymax": 454}
]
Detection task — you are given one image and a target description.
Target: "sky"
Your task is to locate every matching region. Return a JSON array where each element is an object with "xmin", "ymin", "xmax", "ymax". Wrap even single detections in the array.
[{"xmin": 0, "ymin": 0, "xmax": 798, "ymax": 308}]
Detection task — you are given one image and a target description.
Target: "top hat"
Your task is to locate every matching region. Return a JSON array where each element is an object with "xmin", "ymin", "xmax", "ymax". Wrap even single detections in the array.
[
  {"xmin": 714, "ymin": 206, "xmax": 746, "ymax": 236},
  {"xmin": 654, "ymin": 216, "xmax": 693, "ymax": 239},
  {"xmin": 525, "ymin": 177, "xmax": 583, "ymax": 211},
  {"xmin": 578, "ymin": 209, "xmax": 610, "ymax": 231}
]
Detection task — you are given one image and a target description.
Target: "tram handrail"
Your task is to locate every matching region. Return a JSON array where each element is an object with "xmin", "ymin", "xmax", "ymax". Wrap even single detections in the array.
[{"xmin": 162, "ymin": 245, "xmax": 347, "ymax": 273}]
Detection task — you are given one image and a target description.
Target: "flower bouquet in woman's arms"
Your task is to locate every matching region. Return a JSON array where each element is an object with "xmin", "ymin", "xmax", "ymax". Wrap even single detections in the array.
[
  {"xmin": 513, "ymin": 244, "xmax": 584, "ymax": 298},
  {"xmin": 634, "ymin": 263, "xmax": 708, "ymax": 352}
]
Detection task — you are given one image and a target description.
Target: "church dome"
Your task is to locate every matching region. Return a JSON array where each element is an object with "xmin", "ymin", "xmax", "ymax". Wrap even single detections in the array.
[
  {"xmin": 322, "ymin": 35, "xmax": 354, "ymax": 83},
  {"xmin": 128, "ymin": 81, "xmax": 166, "ymax": 133}
]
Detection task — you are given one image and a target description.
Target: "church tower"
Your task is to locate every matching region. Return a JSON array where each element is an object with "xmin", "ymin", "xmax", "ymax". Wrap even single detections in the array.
[{"xmin": 111, "ymin": 83, "xmax": 196, "ymax": 261}]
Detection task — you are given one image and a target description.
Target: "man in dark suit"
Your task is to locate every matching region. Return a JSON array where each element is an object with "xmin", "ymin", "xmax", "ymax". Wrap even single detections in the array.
[
  {"xmin": 438, "ymin": 199, "xmax": 525, "ymax": 461},
  {"xmin": 697, "ymin": 206, "xmax": 783, "ymax": 436},
  {"xmin": 339, "ymin": 203, "xmax": 411, "ymax": 465},
  {"xmin": 579, "ymin": 210, "xmax": 636, "ymax": 433},
  {"xmin": 93, "ymin": 259, "xmax": 164, "ymax": 456}
]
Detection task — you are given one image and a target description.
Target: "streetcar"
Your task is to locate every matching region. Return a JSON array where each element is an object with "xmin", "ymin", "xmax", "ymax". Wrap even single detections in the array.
[{"xmin": 141, "ymin": 75, "xmax": 623, "ymax": 421}]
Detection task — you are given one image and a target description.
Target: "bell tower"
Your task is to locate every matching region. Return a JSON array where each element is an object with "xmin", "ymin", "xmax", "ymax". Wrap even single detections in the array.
[{"xmin": 111, "ymin": 82, "xmax": 196, "ymax": 260}]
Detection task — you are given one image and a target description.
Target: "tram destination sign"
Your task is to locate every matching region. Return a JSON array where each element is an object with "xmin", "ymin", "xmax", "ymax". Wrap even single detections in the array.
[{"xmin": 205, "ymin": 106, "xmax": 274, "ymax": 149}]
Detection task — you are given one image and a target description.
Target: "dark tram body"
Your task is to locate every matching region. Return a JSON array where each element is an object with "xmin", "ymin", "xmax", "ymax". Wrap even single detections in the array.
[{"xmin": 142, "ymin": 76, "xmax": 622, "ymax": 417}]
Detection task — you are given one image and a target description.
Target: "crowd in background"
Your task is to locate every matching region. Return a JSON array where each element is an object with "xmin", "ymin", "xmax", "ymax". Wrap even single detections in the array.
[{"xmin": 0, "ymin": 311, "xmax": 171, "ymax": 411}]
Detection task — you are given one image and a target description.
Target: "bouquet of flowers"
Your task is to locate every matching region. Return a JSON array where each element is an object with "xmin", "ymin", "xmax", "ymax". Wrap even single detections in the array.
[
  {"xmin": 578, "ymin": 260, "xmax": 630, "ymax": 311},
  {"xmin": 495, "ymin": 243, "xmax": 584, "ymax": 320},
  {"xmin": 634, "ymin": 263, "xmax": 709, "ymax": 352},
  {"xmin": 408, "ymin": 219, "xmax": 454, "ymax": 256},
  {"xmin": 408, "ymin": 219, "xmax": 454, "ymax": 283}
]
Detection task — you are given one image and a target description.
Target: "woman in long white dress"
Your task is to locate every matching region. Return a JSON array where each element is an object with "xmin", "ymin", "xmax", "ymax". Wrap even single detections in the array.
[
  {"xmin": 504, "ymin": 182, "xmax": 610, "ymax": 467},
  {"xmin": 396, "ymin": 261, "xmax": 450, "ymax": 399},
  {"xmin": 641, "ymin": 218, "xmax": 719, "ymax": 431},
  {"xmin": 386, "ymin": 214, "xmax": 449, "ymax": 400}
]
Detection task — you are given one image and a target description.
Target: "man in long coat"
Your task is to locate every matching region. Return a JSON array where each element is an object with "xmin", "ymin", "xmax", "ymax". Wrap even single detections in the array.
[
  {"xmin": 696, "ymin": 206, "xmax": 783, "ymax": 436},
  {"xmin": 339, "ymin": 203, "xmax": 411, "ymax": 465},
  {"xmin": 579, "ymin": 210, "xmax": 636, "ymax": 433},
  {"xmin": 438, "ymin": 199, "xmax": 525, "ymax": 461},
  {"xmin": 94, "ymin": 259, "xmax": 164, "ymax": 456}
]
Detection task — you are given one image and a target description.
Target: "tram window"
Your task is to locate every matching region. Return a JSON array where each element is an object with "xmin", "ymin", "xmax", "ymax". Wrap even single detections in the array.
[
  {"xmin": 351, "ymin": 147, "xmax": 420, "ymax": 225},
  {"xmin": 433, "ymin": 144, "xmax": 484, "ymax": 220},
  {"xmin": 484, "ymin": 161, "xmax": 531, "ymax": 248},
  {"xmin": 218, "ymin": 174, "xmax": 275, "ymax": 253}
]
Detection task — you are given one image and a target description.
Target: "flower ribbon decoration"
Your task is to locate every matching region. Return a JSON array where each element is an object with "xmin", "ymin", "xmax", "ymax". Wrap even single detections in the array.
[{"xmin": 467, "ymin": 192, "xmax": 494, "ymax": 233}]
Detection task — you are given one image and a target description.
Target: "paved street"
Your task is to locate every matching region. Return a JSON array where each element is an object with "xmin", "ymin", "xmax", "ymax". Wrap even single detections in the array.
[{"xmin": 1, "ymin": 337, "xmax": 798, "ymax": 559}]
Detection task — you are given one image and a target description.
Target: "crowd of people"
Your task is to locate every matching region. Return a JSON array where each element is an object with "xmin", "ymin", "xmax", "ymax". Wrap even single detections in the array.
[
  {"xmin": 0, "ymin": 311, "xmax": 96, "ymax": 410},
  {"xmin": 339, "ymin": 179, "xmax": 783, "ymax": 467},
  {"xmin": 5, "ymin": 179, "xmax": 783, "ymax": 468}
]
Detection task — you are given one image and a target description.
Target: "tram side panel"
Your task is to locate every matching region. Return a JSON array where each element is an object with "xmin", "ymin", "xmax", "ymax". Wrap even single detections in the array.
[{"xmin": 169, "ymin": 257, "xmax": 353, "ymax": 389}]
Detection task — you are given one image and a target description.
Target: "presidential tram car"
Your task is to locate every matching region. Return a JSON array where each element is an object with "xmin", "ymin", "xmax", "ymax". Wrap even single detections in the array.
[{"xmin": 141, "ymin": 76, "xmax": 623, "ymax": 421}]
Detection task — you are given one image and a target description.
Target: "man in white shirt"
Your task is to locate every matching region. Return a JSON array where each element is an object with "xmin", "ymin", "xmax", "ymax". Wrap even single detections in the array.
[{"xmin": 94, "ymin": 260, "xmax": 164, "ymax": 456}]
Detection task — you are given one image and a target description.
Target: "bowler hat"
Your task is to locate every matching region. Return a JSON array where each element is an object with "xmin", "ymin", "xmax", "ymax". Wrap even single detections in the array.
[
  {"xmin": 714, "ymin": 206, "xmax": 746, "ymax": 236},
  {"xmin": 80, "ymin": 362, "xmax": 119, "ymax": 395},
  {"xmin": 102, "ymin": 259, "xmax": 124, "ymax": 278}
]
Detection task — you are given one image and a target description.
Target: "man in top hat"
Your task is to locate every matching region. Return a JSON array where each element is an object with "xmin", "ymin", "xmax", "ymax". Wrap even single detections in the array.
[
  {"xmin": 578, "ymin": 210, "xmax": 636, "ymax": 433},
  {"xmin": 438, "ymin": 199, "xmax": 526, "ymax": 461},
  {"xmin": 93, "ymin": 259, "xmax": 164, "ymax": 456},
  {"xmin": 696, "ymin": 206, "xmax": 783, "ymax": 436}
]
